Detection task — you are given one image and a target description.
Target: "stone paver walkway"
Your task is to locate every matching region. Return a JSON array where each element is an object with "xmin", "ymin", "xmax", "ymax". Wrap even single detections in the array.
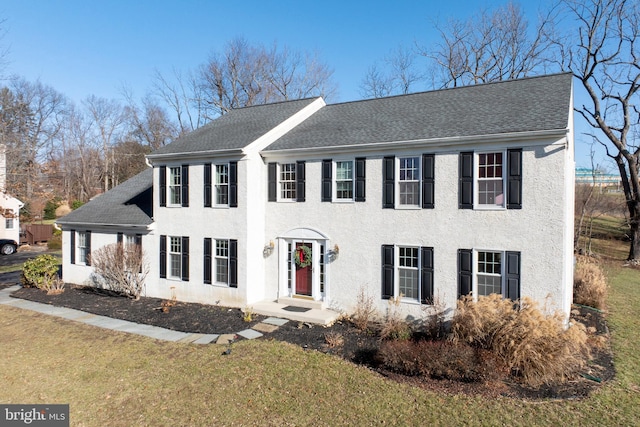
[{"xmin": 0, "ymin": 285, "xmax": 289, "ymax": 345}]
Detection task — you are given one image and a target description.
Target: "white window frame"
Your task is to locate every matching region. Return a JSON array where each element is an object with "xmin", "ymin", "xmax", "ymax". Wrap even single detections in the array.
[
  {"xmin": 169, "ymin": 236, "xmax": 182, "ymax": 279},
  {"xmin": 396, "ymin": 156, "xmax": 421, "ymax": 208},
  {"xmin": 215, "ymin": 239, "xmax": 229, "ymax": 284},
  {"xmin": 77, "ymin": 231, "xmax": 88, "ymax": 265},
  {"xmin": 214, "ymin": 163, "xmax": 229, "ymax": 207},
  {"xmin": 475, "ymin": 151, "xmax": 506, "ymax": 209},
  {"xmin": 279, "ymin": 163, "xmax": 297, "ymax": 201},
  {"xmin": 474, "ymin": 249, "xmax": 505, "ymax": 298},
  {"xmin": 334, "ymin": 160, "xmax": 354, "ymax": 202},
  {"xmin": 396, "ymin": 245, "xmax": 421, "ymax": 302},
  {"xmin": 168, "ymin": 166, "xmax": 181, "ymax": 206}
]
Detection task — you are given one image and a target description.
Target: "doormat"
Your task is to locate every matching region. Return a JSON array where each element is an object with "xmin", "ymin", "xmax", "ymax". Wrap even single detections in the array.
[{"xmin": 282, "ymin": 306, "xmax": 311, "ymax": 312}]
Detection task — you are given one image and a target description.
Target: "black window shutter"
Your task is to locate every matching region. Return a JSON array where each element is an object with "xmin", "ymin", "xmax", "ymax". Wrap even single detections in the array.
[
  {"xmin": 159, "ymin": 166, "xmax": 166, "ymax": 207},
  {"xmin": 135, "ymin": 234, "xmax": 142, "ymax": 246},
  {"xmin": 181, "ymin": 165, "xmax": 189, "ymax": 207},
  {"xmin": 459, "ymin": 152, "xmax": 474, "ymax": 209},
  {"xmin": 204, "ymin": 163, "xmax": 212, "ymax": 207},
  {"xmin": 70, "ymin": 229, "xmax": 76, "ymax": 264},
  {"xmin": 85, "ymin": 231, "xmax": 92, "ymax": 266},
  {"xmin": 422, "ymin": 154, "xmax": 435, "ymax": 209},
  {"xmin": 296, "ymin": 161, "xmax": 306, "ymax": 202},
  {"xmin": 229, "ymin": 161, "xmax": 238, "ymax": 207},
  {"xmin": 135, "ymin": 234, "xmax": 143, "ymax": 273},
  {"xmin": 505, "ymin": 251, "xmax": 521, "ymax": 301},
  {"xmin": 420, "ymin": 247, "xmax": 434, "ymax": 304},
  {"xmin": 458, "ymin": 249, "xmax": 473, "ymax": 297},
  {"xmin": 267, "ymin": 162, "xmax": 277, "ymax": 202},
  {"xmin": 181, "ymin": 236, "xmax": 189, "ymax": 281},
  {"xmin": 203, "ymin": 238, "xmax": 212, "ymax": 284},
  {"xmin": 229, "ymin": 239, "xmax": 238, "ymax": 288},
  {"xmin": 117, "ymin": 232, "xmax": 123, "ymax": 244},
  {"xmin": 507, "ymin": 149, "xmax": 522, "ymax": 209},
  {"xmin": 355, "ymin": 157, "xmax": 366, "ymax": 202},
  {"xmin": 382, "ymin": 245, "xmax": 394, "ymax": 299},
  {"xmin": 321, "ymin": 159, "xmax": 332, "ymax": 202},
  {"xmin": 383, "ymin": 156, "xmax": 395, "ymax": 209},
  {"xmin": 159, "ymin": 235, "xmax": 167, "ymax": 279}
]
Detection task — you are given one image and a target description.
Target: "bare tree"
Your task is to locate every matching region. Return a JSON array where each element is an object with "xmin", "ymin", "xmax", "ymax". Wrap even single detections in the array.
[
  {"xmin": 82, "ymin": 95, "xmax": 126, "ymax": 193},
  {"xmin": 156, "ymin": 37, "xmax": 337, "ymax": 123},
  {"xmin": 551, "ymin": 0, "xmax": 640, "ymax": 260},
  {"xmin": 360, "ymin": 45, "xmax": 425, "ymax": 98},
  {"xmin": 421, "ymin": 1, "xmax": 556, "ymax": 88},
  {"xmin": 122, "ymin": 90, "xmax": 178, "ymax": 150}
]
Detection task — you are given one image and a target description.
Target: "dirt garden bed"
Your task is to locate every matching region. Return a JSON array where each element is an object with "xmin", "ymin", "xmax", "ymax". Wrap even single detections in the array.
[{"xmin": 10, "ymin": 284, "xmax": 614, "ymax": 400}]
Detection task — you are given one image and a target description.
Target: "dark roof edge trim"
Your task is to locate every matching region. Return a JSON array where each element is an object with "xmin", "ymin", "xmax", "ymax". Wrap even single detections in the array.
[{"xmin": 146, "ymin": 148, "xmax": 243, "ymax": 162}]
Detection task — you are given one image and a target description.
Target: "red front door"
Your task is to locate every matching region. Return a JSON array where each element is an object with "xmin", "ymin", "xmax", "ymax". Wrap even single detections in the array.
[{"xmin": 295, "ymin": 242, "xmax": 312, "ymax": 296}]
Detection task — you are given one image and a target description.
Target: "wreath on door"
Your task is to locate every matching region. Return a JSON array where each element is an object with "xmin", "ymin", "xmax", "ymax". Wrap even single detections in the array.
[{"xmin": 295, "ymin": 245, "xmax": 312, "ymax": 268}]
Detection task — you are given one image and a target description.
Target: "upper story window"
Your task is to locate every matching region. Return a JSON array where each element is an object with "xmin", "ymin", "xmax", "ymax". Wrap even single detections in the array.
[
  {"xmin": 322, "ymin": 158, "xmax": 365, "ymax": 202},
  {"xmin": 215, "ymin": 164, "xmax": 229, "ymax": 206},
  {"xmin": 398, "ymin": 157, "xmax": 420, "ymax": 207},
  {"xmin": 280, "ymin": 163, "xmax": 297, "ymax": 200},
  {"xmin": 335, "ymin": 161, "xmax": 354, "ymax": 200},
  {"xmin": 159, "ymin": 165, "xmax": 189, "ymax": 208},
  {"xmin": 169, "ymin": 167, "xmax": 182, "ymax": 205},
  {"xmin": 459, "ymin": 149, "xmax": 521, "ymax": 210},
  {"xmin": 268, "ymin": 162, "xmax": 305, "ymax": 202},
  {"xmin": 204, "ymin": 162, "xmax": 237, "ymax": 208},
  {"xmin": 383, "ymin": 155, "xmax": 434, "ymax": 209}
]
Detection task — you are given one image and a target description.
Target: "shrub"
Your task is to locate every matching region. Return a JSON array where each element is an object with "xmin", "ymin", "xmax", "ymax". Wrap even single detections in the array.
[
  {"xmin": 43, "ymin": 198, "xmax": 62, "ymax": 220},
  {"xmin": 21, "ymin": 254, "xmax": 61, "ymax": 292},
  {"xmin": 452, "ymin": 295, "xmax": 591, "ymax": 386},
  {"xmin": 91, "ymin": 243, "xmax": 149, "ymax": 299},
  {"xmin": 55, "ymin": 204, "xmax": 72, "ymax": 218},
  {"xmin": 71, "ymin": 200, "xmax": 84, "ymax": 210},
  {"xmin": 380, "ymin": 296, "xmax": 412, "ymax": 341},
  {"xmin": 47, "ymin": 234, "xmax": 62, "ymax": 250},
  {"xmin": 351, "ymin": 286, "xmax": 377, "ymax": 331},
  {"xmin": 574, "ymin": 258, "xmax": 608, "ymax": 309},
  {"xmin": 378, "ymin": 340, "xmax": 501, "ymax": 382},
  {"xmin": 324, "ymin": 331, "xmax": 344, "ymax": 348}
]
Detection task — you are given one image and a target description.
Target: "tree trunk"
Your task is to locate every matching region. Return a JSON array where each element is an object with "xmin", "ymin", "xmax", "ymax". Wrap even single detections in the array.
[{"xmin": 628, "ymin": 201, "xmax": 640, "ymax": 261}]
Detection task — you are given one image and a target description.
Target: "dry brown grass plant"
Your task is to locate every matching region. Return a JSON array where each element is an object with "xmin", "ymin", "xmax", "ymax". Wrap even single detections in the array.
[
  {"xmin": 380, "ymin": 296, "xmax": 412, "ymax": 341},
  {"xmin": 450, "ymin": 294, "xmax": 516, "ymax": 349},
  {"xmin": 351, "ymin": 286, "xmax": 377, "ymax": 331},
  {"xmin": 574, "ymin": 257, "xmax": 608, "ymax": 309}
]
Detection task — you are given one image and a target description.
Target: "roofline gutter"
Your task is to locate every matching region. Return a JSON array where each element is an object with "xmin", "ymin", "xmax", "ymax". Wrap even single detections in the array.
[
  {"xmin": 146, "ymin": 148, "xmax": 244, "ymax": 163},
  {"xmin": 56, "ymin": 221, "xmax": 153, "ymax": 229},
  {"xmin": 260, "ymin": 128, "xmax": 569, "ymax": 157}
]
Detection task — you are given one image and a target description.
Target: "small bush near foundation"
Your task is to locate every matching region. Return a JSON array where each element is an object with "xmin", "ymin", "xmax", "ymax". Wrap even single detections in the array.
[
  {"xmin": 47, "ymin": 234, "xmax": 62, "ymax": 250},
  {"xmin": 380, "ymin": 296, "xmax": 412, "ymax": 341},
  {"xmin": 91, "ymin": 243, "xmax": 149, "ymax": 299},
  {"xmin": 21, "ymin": 254, "xmax": 61, "ymax": 290},
  {"xmin": 351, "ymin": 286, "xmax": 377, "ymax": 331},
  {"xmin": 324, "ymin": 331, "xmax": 344, "ymax": 348},
  {"xmin": 574, "ymin": 258, "xmax": 608, "ymax": 309},
  {"xmin": 378, "ymin": 340, "xmax": 502, "ymax": 382},
  {"xmin": 452, "ymin": 295, "xmax": 591, "ymax": 386}
]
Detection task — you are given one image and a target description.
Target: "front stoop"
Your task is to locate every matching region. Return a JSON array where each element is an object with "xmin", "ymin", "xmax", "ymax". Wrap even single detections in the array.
[{"xmin": 250, "ymin": 300, "xmax": 340, "ymax": 326}]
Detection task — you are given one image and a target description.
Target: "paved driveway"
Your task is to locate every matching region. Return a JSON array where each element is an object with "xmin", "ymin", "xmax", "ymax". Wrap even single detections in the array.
[{"xmin": 0, "ymin": 248, "xmax": 58, "ymax": 288}]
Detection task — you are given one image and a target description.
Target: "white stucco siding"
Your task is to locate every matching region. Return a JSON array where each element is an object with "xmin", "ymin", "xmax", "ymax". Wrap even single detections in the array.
[{"xmin": 264, "ymin": 137, "xmax": 572, "ymax": 319}]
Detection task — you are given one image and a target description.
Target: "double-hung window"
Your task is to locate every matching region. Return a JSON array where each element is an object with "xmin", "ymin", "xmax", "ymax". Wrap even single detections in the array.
[
  {"xmin": 215, "ymin": 164, "xmax": 229, "ymax": 206},
  {"xmin": 77, "ymin": 232, "xmax": 88, "ymax": 265},
  {"xmin": 383, "ymin": 155, "xmax": 434, "ymax": 209},
  {"xmin": 169, "ymin": 167, "xmax": 181, "ymax": 205},
  {"xmin": 382, "ymin": 245, "xmax": 434, "ymax": 304},
  {"xmin": 5, "ymin": 218, "xmax": 14, "ymax": 229},
  {"xmin": 203, "ymin": 237, "xmax": 238, "ymax": 287},
  {"xmin": 169, "ymin": 237, "xmax": 182, "ymax": 279},
  {"xmin": 280, "ymin": 163, "xmax": 297, "ymax": 200},
  {"xmin": 335, "ymin": 161, "xmax": 354, "ymax": 200},
  {"xmin": 458, "ymin": 249, "xmax": 521, "ymax": 301},
  {"xmin": 398, "ymin": 157, "xmax": 420, "ymax": 207},
  {"xmin": 268, "ymin": 161, "xmax": 305, "ymax": 202},
  {"xmin": 459, "ymin": 149, "xmax": 522, "ymax": 210}
]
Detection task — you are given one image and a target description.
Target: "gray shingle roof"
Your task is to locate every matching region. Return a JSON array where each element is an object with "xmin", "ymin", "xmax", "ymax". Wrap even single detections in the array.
[
  {"xmin": 57, "ymin": 168, "xmax": 153, "ymax": 227},
  {"xmin": 265, "ymin": 73, "xmax": 573, "ymax": 151},
  {"xmin": 148, "ymin": 97, "xmax": 321, "ymax": 157}
]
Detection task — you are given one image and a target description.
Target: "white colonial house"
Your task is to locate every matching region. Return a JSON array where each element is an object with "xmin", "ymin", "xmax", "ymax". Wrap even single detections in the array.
[{"xmin": 57, "ymin": 73, "xmax": 575, "ymax": 324}]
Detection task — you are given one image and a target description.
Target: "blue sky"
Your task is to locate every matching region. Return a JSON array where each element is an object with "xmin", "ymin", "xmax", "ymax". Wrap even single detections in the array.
[{"xmin": 1, "ymin": 0, "xmax": 598, "ymax": 167}]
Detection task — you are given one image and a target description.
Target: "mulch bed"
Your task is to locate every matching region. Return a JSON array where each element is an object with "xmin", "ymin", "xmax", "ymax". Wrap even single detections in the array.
[{"xmin": 9, "ymin": 284, "xmax": 615, "ymax": 400}]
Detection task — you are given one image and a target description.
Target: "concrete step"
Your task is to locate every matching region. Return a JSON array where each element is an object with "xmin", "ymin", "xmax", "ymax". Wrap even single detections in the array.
[
  {"xmin": 276, "ymin": 296, "xmax": 324, "ymax": 310},
  {"xmin": 250, "ymin": 301, "xmax": 340, "ymax": 326}
]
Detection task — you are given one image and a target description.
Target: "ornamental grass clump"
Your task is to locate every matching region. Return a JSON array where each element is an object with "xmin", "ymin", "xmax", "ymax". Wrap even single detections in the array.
[
  {"xmin": 452, "ymin": 295, "xmax": 591, "ymax": 386},
  {"xmin": 574, "ymin": 257, "xmax": 608, "ymax": 310}
]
